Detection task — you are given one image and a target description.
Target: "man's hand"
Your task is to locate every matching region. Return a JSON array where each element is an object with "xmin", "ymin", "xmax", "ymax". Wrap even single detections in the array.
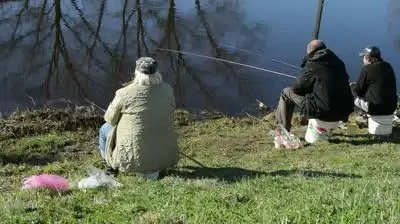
[{"xmin": 349, "ymin": 82, "xmax": 357, "ymax": 97}]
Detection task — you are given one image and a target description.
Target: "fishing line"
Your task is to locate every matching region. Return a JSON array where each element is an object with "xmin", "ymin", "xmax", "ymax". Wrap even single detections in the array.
[
  {"xmin": 218, "ymin": 43, "xmax": 263, "ymax": 56},
  {"xmin": 218, "ymin": 44, "xmax": 302, "ymax": 71},
  {"xmin": 156, "ymin": 48, "xmax": 297, "ymax": 79}
]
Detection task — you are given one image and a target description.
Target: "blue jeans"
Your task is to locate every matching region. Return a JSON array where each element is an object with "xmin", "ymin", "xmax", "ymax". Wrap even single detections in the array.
[
  {"xmin": 99, "ymin": 123, "xmax": 113, "ymax": 159},
  {"xmin": 98, "ymin": 122, "xmax": 161, "ymax": 179}
]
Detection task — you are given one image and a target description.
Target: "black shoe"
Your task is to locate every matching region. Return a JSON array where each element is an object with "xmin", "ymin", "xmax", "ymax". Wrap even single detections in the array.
[
  {"xmin": 105, "ymin": 166, "xmax": 119, "ymax": 177},
  {"xmin": 300, "ymin": 116, "xmax": 308, "ymax": 126},
  {"xmin": 158, "ymin": 169, "xmax": 168, "ymax": 179},
  {"xmin": 372, "ymin": 135, "xmax": 391, "ymax": 142}
]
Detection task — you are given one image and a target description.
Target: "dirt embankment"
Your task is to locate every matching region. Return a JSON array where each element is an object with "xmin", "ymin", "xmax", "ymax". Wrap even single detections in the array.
[{"xmin": 0, "ymin": 107, "xmax": 103, "ymax": 141}]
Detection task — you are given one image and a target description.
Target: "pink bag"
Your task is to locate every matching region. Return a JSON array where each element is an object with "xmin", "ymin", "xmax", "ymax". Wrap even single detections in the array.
[{"xmin": 22, "ymin": 174, "xmax": 69, "ymax": 191}]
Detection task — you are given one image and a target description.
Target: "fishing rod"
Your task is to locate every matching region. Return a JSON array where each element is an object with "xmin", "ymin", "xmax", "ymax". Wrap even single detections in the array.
[
  {"xmin": 156, "ymin": 48, "xmax": 297, "ymax": 79},
  {"xmin": 272, "ymin": 59, "xmax": 302, "ymax": 70},
  {"xmin": 218, "ymin": 44, "xmax": 302, "ymax": 71},
  {"xmin": 84, "ymin": 99, "xmax": 106, "ymax": 112}
]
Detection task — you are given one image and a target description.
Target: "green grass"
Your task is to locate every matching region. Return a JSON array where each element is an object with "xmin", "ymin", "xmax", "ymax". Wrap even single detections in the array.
[{"xmin": 1, "ymin": 115, "xmax": 400, "ymax": 223}]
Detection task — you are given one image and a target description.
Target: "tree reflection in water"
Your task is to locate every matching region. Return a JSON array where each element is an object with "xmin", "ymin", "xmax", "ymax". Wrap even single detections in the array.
[{"xmin": 0, "ymin": 0, "xmax": 267, "ymax": 113}]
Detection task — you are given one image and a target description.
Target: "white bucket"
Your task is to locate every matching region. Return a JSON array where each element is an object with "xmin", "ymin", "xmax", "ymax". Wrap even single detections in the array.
[
  {"xmin": 305, "ymin": 119, "xmax": 339, "ymax": 144},
  {"xmin": 368, "ymin": 115, "xmax": 393, "ymax": 135}
]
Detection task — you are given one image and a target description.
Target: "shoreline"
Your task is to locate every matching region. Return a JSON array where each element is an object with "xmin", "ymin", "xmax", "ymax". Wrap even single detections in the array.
[{"xmin": 0, "ymin": 106, "xmax": 277, "ymax": 141}]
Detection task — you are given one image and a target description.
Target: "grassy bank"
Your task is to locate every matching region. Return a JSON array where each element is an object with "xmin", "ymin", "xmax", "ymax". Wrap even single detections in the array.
[{"xmin": 1, "ymin": 109, "xmax": 400, "ymax": 223}]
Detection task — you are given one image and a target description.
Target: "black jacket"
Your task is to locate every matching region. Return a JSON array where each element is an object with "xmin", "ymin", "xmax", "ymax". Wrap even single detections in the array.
[
  {"xmin": 293, "ymin": 48, "xmax": 354, "ymax": 121},
  {"xmin": 354, "ymin": 61, "xmax": 398, "ymax": 115}
]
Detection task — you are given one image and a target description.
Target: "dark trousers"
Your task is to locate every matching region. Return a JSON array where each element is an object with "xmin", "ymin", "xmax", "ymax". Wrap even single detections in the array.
[{"xmin": 275, "ymin": 87, "xmax": 304, "ymax": 132}]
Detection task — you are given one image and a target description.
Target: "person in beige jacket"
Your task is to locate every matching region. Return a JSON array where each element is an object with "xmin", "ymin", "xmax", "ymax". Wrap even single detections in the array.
[{"xmin": 98, "ymin": 57, "xmax": 179, "ymax": 179}]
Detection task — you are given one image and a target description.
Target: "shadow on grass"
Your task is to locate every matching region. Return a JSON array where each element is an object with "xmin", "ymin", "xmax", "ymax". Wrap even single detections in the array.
[
  {"xmin": 168, "ymin": 166, "xmax": 362, "ymax": 182},
  {"xmin": 330, "ymin": 127, "xmax": 400, "ymax": 145},
  {"xmin": 267, "ymin": 169, "xmax": 362, "ymax": 179},
  {"xmin": 169, "ymin": 166, "xmax": 266, "ymax": 183}
]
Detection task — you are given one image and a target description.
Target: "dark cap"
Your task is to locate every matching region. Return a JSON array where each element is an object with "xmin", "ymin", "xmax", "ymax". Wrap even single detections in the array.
[
  {"xmin": 135, "ymin": 57, "xmax": 158, "ymax": 75},
  {"xmin": 359, "ymin": 45, "xmax": 381, "ymax": 58}
]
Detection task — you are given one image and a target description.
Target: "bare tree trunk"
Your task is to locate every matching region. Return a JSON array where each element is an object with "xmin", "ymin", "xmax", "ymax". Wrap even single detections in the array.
[{"xmin": 45, "ymin": 0, "xmax": 87, "ymax": 100}]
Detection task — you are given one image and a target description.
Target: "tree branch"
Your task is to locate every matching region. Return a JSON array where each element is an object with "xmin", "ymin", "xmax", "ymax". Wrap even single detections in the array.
[
  {"xmin": 87, "ymin": 0, "xmax": 107, "ymax": 67},
  {"xmin": 9, "ymin": 0, "xmax": 30, "ymax": 50}
]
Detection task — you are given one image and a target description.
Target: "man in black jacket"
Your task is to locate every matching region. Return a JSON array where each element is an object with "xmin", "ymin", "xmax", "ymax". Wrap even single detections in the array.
[
  {"xmin": 275, "ymin": 40, "xmax": 354, "ymax": 131},
  {"xmin": 353, "ymin": 46, "xmax": 398, "ymax": 116}
]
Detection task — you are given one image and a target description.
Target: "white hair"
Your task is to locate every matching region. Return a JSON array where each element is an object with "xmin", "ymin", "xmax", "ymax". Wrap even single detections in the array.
[{"xmin": 132, "ymin": 70, "xmax": 163, "ymax": 86}]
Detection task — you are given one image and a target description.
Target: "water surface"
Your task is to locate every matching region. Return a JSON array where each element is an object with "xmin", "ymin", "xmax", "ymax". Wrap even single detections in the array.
[{"xmin": 0, "ymin": 0, "xmax": 399, "ymax": 114}]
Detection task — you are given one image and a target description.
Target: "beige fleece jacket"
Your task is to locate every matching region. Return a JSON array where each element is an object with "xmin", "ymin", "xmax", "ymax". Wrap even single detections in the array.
[{"xmin": 104, "ymin": 82, "xmax": 179, "ymax": 173}]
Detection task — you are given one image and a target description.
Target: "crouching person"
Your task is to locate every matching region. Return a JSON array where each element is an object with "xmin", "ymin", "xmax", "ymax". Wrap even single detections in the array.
[
  {"xmin": 99, "ymin": 57, "xmax": 179, "ymax": 179},
  {"xmin": 353, "ymin": 46, "xmax": 398, "ymax": 136},
  {"xmin": 275, "ymin": 40, "xmax": 354, "ymax": 143}
]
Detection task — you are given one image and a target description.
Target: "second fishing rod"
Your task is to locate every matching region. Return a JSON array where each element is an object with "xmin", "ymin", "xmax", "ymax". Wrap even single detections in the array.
[{"xmin": 156, "ymin": 48, "xmax": 299, "ymax": 80}]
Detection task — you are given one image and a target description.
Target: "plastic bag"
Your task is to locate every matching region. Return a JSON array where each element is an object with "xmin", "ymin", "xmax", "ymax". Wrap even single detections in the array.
[
  {"xmin": 272, "ymin": 124, "xmax": 302, "ymax": 149},
  {"xmin": 22, "ymin": 174, "xmax": 69, "ymax": 191},
  {"xmin": 76, "ymin": 166, "xmax": 123, "ymax": 189}
]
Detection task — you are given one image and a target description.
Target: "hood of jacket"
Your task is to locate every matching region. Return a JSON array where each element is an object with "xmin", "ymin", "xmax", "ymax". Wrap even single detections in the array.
[{"xmin": 306, "ymin": 48, "xmax": 342, "ymax": 68}]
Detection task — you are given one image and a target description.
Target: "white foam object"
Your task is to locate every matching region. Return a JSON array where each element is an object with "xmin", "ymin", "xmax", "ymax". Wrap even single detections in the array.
[
  {"xmin": 368, "ymin": 114, "xmax": 393, "ymax": 135},
  {"xmin": 305, "ymin": 119, "xmax": 339, "ymax": 144},
  {"xmin": 77, "ymin": 166, "xmax": 123, "ymax": 189}
]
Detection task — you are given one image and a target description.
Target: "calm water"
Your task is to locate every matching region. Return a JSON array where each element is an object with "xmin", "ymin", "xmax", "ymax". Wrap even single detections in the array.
[{"xmin": 0, "ymin": 0, "xmax": 399, "ymax": 114}]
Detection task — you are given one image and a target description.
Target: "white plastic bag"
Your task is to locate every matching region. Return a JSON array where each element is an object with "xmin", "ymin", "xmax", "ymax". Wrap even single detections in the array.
[
  {"xmin": 272, "ymin": 124, "xmax": 302, "ymax": 149},
  {"xmin": 76, "ymin": 166, "xmax": 123, "ymax": 189}
]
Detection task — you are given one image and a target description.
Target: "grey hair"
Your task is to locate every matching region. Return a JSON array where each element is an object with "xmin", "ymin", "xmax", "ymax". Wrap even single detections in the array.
[{"xmin": 132, "ymin": 70, "xmax": 163, "ymax": 86}]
